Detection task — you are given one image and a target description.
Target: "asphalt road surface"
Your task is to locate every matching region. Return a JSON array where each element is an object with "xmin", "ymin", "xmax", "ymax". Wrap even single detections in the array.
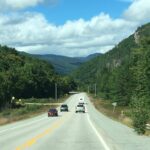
[{"xmin": 0, "ymin": 93, "xmax": 150, "ymax": 150}]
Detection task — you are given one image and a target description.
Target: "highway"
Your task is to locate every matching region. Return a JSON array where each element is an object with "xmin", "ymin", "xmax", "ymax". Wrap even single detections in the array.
[{"xmin": 0, "ymin": 93, "xmax": 150, "ymax": 150}]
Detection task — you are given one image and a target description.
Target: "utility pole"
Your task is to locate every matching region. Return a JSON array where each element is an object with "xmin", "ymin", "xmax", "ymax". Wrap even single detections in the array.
[
  {"xmin": 88, "ymin": 85, "xmax": 90, "ymax": 93},
  {"xmin": 77, "ymin": 86, "xmax": 79, "ymax": 91},
  {"xmin": 94, "ymin": 83, "xmax": 97, "ymax": 97},
  {"xmin": 55, "ymin": 83, "xmax": 57, "ymax": 101}
]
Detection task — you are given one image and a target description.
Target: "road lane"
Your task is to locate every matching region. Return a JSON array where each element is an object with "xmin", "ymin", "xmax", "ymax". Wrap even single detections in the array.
[
  {"xmin": 0, "ymin": 94, "xmax": 79, "ymax": 150},
  {"xmin": 0, "ymin": 93, "xmax": 150, "ymax": 150},
  {"xmin": 15, "ymin": 93, "xmax": 108, "ymax": 150},
  {"xmin": 84, "ymin": 93, "xmax": 150, "ymax": 150}
]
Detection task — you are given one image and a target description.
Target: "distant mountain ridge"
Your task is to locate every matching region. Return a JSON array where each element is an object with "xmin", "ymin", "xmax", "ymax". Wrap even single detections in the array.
[{"xmin": 32, "ymin": 53, "xmax": 101, "ymax": 74}]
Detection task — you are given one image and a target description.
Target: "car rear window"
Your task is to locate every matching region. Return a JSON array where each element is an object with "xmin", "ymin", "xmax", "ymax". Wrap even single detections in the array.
[{"xmin": 49, "ymin": 109, "xmax": 56, "ymax": 112}]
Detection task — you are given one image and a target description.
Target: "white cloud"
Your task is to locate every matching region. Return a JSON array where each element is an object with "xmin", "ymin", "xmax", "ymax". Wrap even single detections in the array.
[
  {"xmin": 124, "ymin": 0, "xmax": 150, "ymax": 22},
  {"xmin": 0, "ymin": 0, "xmax": 57, "ymax": 10},
  {"xmin": 0, "ymin": 0, "xmax": 149, "ymax": 56},
  {"xmin": 0, "ymin": 0, "xmax": 42, "ymax": 10},
  {"xmin": 0, "ymin": 12, "xmax": 137, "ymax": 56}
]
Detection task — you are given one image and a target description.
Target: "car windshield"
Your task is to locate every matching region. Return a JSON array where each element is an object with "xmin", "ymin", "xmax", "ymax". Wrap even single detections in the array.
[{"xmin": 61, "ymin": 105, "xmax": 67, "ymax": 107}]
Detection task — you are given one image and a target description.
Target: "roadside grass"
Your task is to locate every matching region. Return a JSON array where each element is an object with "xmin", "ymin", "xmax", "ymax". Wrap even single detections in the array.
[
  {"xmin": 22, "ymin": 95, "xmax": 69, "ymax": 104},
  {"xmin": 0, "ymin": 96, "xmax": 68, "ymax": 126},
  {"xmin": 89, "ymin": 94, "xmax": 150, "ymax": 136},
  {"xmin": 0, "ymin": 105, "xmax": 52, "ymax": 125}
]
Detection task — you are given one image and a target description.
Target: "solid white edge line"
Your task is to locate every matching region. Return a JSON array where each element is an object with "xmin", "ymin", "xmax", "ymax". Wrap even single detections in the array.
[{"xmin": 87, "ymin": 114, "xmax": 111, "ymax": 150}]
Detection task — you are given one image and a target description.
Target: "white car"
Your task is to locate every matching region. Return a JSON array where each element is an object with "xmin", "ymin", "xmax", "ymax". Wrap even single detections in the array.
[{"xmin": 75, "ymin": 104, "xmax": 85, "ymax": 113}]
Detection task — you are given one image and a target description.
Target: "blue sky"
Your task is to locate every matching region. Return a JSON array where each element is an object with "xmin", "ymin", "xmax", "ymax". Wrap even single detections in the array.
[
  {"xmin": 28, "ymin": 0, "xmax": 131, "ymax": 25},
  {"xmin": 0, "ymin": 0, "xmax": 149, "ymax": 56}
]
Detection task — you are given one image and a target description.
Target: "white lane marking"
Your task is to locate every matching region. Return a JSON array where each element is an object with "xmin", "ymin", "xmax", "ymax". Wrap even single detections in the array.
[
  {"xmin": 0, "ymin": 117, "xmax": 46, "ymax": 134},
  {"xmin": 87, "ymin": 114, "xmax": 111, "ymax": 150}
]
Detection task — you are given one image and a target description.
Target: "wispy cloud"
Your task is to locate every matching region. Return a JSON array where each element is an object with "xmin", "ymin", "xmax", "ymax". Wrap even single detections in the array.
[{"xmin": 0, "ymin": 0, "xmax": 58, "ymax": 11}]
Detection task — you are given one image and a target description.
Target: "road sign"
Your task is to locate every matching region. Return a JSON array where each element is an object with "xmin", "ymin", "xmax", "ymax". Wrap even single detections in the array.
[
  {"xmin": 112, "ymin": 102, "xmax": 117, "ymax": 112},
  {"xmin": 112, "ymin": 102, "xmax": 117, "ymax": 107}
]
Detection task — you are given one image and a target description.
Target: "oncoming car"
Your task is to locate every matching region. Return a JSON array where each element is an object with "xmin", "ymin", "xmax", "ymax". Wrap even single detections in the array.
[
  {"xmin": 60, "ymin": 104, "xmax": 69, "ymax": 112},
  {"xmin": 75, "ymin": 104, "xmax": 85, "ymax": 113},
  {"xmin": 48, "ymin": 108, "xmax": 58, "ymax": 117},
  {"xmin": 78, "ymin": 97, "xmax": 85, "ymax": 105}
]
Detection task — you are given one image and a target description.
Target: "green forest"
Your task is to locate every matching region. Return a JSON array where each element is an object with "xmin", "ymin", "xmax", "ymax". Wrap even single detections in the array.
[
  {"xmin": 0, "ymin": 46, "xmax": 76, "ymax": 110},
  {"xmin": 73, "ymin": 23, "xmax": 150, "ymax": 134}
]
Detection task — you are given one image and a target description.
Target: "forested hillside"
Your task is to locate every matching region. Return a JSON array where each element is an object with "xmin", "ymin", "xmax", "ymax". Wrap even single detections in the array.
[
  {"xmin": 32, "ymin": 53, "xmax": 101, "ymax": 75},
  {"xmin": 73, "ymin": 34, "xmax": 137, "ymax": 101},
  {"xmin": 73, "ymin": 23, "xmax": 150, "ymax": 133},
  {"xmin": 0, "ymin": 46, "xmax": 76, "ymax": 110}
]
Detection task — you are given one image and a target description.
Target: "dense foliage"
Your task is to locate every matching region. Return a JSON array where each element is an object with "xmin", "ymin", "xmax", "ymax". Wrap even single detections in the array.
[
  {"xmin": 73, "ymin": 23, "xmax": 150, "ymax": 134},
  {"xmin": 0, "ymin": 46, "xmax": 76, "ymax": 110},
  {"xmin": 73, "ymin": 33, "xmax": 137, "ymax": 102}
]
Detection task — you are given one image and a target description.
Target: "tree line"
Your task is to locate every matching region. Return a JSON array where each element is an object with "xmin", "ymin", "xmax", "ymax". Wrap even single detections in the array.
[{"xmin": 0, "ymin": 46, "xmax": 76, "ymax": 110}]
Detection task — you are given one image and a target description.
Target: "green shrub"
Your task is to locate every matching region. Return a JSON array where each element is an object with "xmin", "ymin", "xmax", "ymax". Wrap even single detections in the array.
[
  {"xmin": 14, "ymin": 109, "xmax": 28, "ymax": 116},
  {"xmin": 12, "ymin": 105, "xmax": 41, "ymax": 116},
  {"xmin": 131, "ymin": 97, "xmax": 149, "ymax": 134},
  {"xmin": 26, "ymin": 105, "xmax": 41, "ymax": 112},
  {"xmin": 23, "ymin": 98, "xmax": 55, "ymax": 103}
]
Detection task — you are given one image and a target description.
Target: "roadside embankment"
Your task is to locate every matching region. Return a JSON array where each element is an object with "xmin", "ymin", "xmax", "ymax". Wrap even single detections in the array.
[
  {"xmin": 0, "ymin": 96, "xmax": 68, "ymax": 125},
  {"xmin": 89, "ymin": 94, "xmax": 150, "ymax": 136}
]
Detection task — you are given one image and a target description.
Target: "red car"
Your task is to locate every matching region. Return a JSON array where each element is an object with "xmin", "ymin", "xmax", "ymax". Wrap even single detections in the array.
[{"xmin": 48, "ymin": 108, "xmax": 58, "ymax": 117}]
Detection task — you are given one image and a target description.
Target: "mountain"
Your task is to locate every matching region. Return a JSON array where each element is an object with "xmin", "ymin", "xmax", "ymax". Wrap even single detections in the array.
[
  {"xmin": 73, "ymin": 23, "xmax": 150, "ymax": 106},
  {"xmin": 0, "ymin": 46, "xmax": 76, "ymax": 110},
  {"xmin": 84, "ymin": 53, "xmax": 101, "ymax": 61},
  {"xmin": 32, "ymin": 53, "xmax": 101, "ymax": 75}
]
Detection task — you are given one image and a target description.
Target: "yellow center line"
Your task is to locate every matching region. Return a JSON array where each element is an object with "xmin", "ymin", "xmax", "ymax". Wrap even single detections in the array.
[{"xmin": 16, "ymin": 113, "xmax": 71, "ymax": 150}]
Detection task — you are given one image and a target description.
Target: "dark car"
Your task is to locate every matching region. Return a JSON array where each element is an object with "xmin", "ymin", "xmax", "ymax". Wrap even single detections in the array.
[
  {"xmin": 48, "ymin": 108, "xmax": 58, "ymax": 117},
  {"xmin": 60, "ymin": 104, "xmax": 68, "ymax": 112}
]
